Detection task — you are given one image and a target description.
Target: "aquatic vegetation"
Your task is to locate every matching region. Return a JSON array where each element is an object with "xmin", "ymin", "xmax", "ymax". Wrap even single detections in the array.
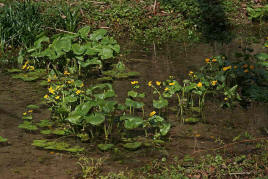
[
  {"xmin": 247, "ymin": 4, "xmax": 268, "ymax": 22},
  {"xmin": 18, "ymin": 26, "xmax": 120, "ymax": 76},
  {"xmin": 11, "ymin": 69, "xmax": 46, "ymax": 82},
  {"xmin": 0, "ymin": 136, "xmax": 8, "ymax": 143},
  {"xmin": 18, "ymin": 121, "xmax": 38, "ymax": 131},
  {"xmin": 32, "ymin": 139, "xmax": 84, "ymax": 153}
]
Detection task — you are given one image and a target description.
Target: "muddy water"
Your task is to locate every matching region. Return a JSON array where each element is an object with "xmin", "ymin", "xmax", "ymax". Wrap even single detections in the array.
[
  {"xmin": 0, "ymin": 73, "xmax": 80, "ymax": 178},
  {"xmin": 113, "ymin": 38, "xmax": 268, "ymax": 154}
]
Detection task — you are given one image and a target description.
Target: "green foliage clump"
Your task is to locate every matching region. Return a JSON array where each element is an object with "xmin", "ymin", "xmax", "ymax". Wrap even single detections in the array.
[
  {"xmin": 0, "ymin": 136, "xmax": 8, "ymax": 143},
  {"xmin": 32, "ymin": 139, "xmax": 84, "ymax": 153},
  {"xmin": 19, "ymin": 26, "xmax": 120, "ymax": 75}
]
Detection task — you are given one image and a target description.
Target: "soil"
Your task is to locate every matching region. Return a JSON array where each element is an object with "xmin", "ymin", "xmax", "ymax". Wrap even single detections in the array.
[{"xmin": 0, "ymin": 73, "xmax": 80, "ymax": 179}]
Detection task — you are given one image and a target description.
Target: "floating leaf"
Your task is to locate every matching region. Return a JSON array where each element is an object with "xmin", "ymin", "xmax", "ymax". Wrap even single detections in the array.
[
  {"xmin": 40, "ymin": 130, "xmax": 51, "ymax": 135},
  {"xmin": 123, "ymin": 142, "xmax": 142, "ymax": 150},
  {"xmin": 7, "ymin": 69, "xmax": 22, "ymax": 73},
  {"xmin": 0, "ymin": 136, "xmax": 8, "ymax": 143},
  {"xmin": 26, "ymin": 104, "xmax": 39, "ymax": 110},
  {"xmin": 18, "ymin": 121, "xmax": 38, "ymax": 131},
  {"xmin": 184, "ymin": 117, "xmax": 200, "ymax": 124},
  {"xmin": 97, "ymin": 143, "xmax": 114, "ymax": 151}
]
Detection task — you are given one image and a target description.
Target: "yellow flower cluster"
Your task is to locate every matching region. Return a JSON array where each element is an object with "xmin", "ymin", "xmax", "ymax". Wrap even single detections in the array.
[
  {"xmin": 222, "ymin": 66, "xmax": 232, "ymax": 71},
  {"xmin": 148, "ymin": 81, "xmax": 152, "ymax": 87},
  {"xmin": 48, "ymin": 86, "xmax": 55, "ymax": 94},
  {"xmin": 64, "ymin": 71, "xmax": 70, "ymax": 75},
  {"xmin": 156, "ymin": 81, "xmax": 161, "ymax": 86},
  {"xmin": 188, "ymin": 71, "xmax": 194, "ymax": 76},
  {"xmin": 76, "ymin": 90, "xmax": 81, "ymax": 95},
  {"xmin": 212, "ymin": 58, "xmax": 217, "ymax": 62},
  {"xmin": 205, "ymin": 58, "xmax": 210, "ymax": 63},
  {"xmin": 169, "ymin": 82, "xmax": 175, "ymax": 86},
  {"xmin": 242, "ymin": 64, "xmax": 254, "ymax": 73},
  {"xmin": 21, "ymin": 61, "xmax": 35, "ymax": 71},
  {"xmin": 67, "ymin": 79, "xmax": 74, "ymax": 84},
  {"xmin": 131, "ymin": 81, "xmax": 139, "ymax": 85}
]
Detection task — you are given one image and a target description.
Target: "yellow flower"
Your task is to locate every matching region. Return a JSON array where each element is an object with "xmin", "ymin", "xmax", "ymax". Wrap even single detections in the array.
[
  {"xmin": 212, "ymin": 58, "xmax": 217, "ymax": 62},
  {"xmin": 47, "ymin": 78, "xmax": 51, "ymax": 83},
  {"xmin": 244, "ymin": 69, "xmax": 249, "ymax": 73},
  {"xmin": 23, "ymin": 112, "xmax": 27, "ymax": 116},
  {"xmin": 197, "ymin": 82, "xmax": 202, "ymax": 88},
  {"xmin": 189, "ymin": 71, "xmax": 194, "ymax": 76},
  {"xmin": 211, "ymin": 80, "xmax": 217, "ymax": 86},
  {"xmin": 67, "ymin": 80, "xmax": 74, "ymax": 84},
  {"xmin": 76, "ymin": 90, "xmax": 81, "ymax": 95},
  {"xmin": 28, "ymin": 66, "xmax": 35, "ymax": 71},
  {"xmin": 243, "ymin": 64, "xmax": 248, "ymax": 68},
  {"xmin": 205, "ymin": 58, "xmax": 210, "ymax": 63},
  {"xmin": 22, "ymin": 64, "xmax": 27, "ymax": 70},
  {"xmin": 44, "ymin": 94, "xmax": 49, "ymax": 99},
  {"xmin": 148, "ymin": 81, "xmax": 152, "ymax": 87},
  {"xmin": 234, "ymin": 65, "xmax": 238, "ymax": 69},
  {"xmin": 224, "ymin": 97, "xmax": 228, "ymax": 101},
  {"xmin": 156, "ymin": 81, "xmax": 161, "ymax": 86},
  {"xmin": 149, "ymin": 111, "xmax": 156, "ymax": 117},
  {"xmin": 131, "ymin": 81, "xmax": 138, "ymax": 85},
  {"xmin": 48, "ymin": 87, "xmax": 55, "ymax": 94},
  {"xmin": 223, "ymin": 66, "xmax": 232, "ymax": 71},
  {"xmin": 249, "ymin": 65, "xmax": 254, "ymax": 70},
  {"xmin": 169, "ymin": 82, "xmax": 175, "ymax": 86},
  {"xmin": 164, "ymin": 87, "xmax": 169, "ymax": 91},
  {"xmin": 55, "ymin": 96, "xmax": 60, "ymax": 100},
  {"xmin": 64, "ymin": 71, "xmax": 70, "ymax": 75},
  {"xmin": 28, "ymin": 110, "xmax": 33, "ymax": 113}
]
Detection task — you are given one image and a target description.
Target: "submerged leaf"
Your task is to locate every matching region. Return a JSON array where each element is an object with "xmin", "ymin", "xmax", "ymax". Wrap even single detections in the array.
[
  {"xmin": 123, "ymin": 142, "xmax": 142, "ymax": 150},
  {"xmin": 97, "ymin": 144, "xmax": 114, "ymax": 151}
]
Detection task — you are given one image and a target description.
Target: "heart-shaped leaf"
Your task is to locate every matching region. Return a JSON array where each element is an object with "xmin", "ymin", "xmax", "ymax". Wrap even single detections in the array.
[{"xmin": 84, "ymin": 112, "xmax": 105, "ymax": 126}]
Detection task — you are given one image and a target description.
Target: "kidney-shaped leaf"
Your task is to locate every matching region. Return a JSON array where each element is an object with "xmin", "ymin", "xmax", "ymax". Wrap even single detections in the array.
[
  {"xmin": 160, "ymin": 122, "xmax": 171, "ymax": 136},
  {"xmin": 84, "ymin": 112, "xmax": 105, "ymax": 126},
  {"xmin": 121, "ymin": 115, "xmax": 143, "ymax": 130},
  {"xmin": 90, "ymin": 29, "xmax": 107, "ymax": 41},
  {"xmin": 65, "ymin": 114, "xmax": 82, "ymax": 125},
  {"xmin": 78, "ymin": 26, "xmax": 91, "ymax": 39},
  {"xmin": 153, "ymin": 97, "xmax": 168, "ymax": 109}
]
